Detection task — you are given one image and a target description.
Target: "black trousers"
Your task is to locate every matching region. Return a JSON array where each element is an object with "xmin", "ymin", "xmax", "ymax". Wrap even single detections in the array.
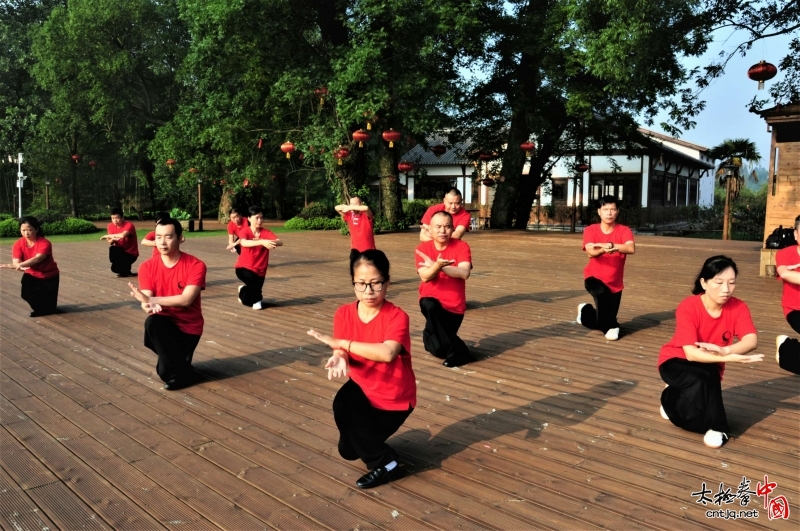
[
  {"xmin": 659, "ymin": 358, "xmax": 729, "ymax": 434},
  {"xmin": 777, "ymin": 314, "xmax": 800, "ymax": 375},
  {"xmin": 109, "ymin": 246, "xmax": 137, "ymax": 275},
  {"xmin": 420, "ymin": 297, "xmax": 469, "ymax": 361},
  {"xmin": 144, "ymin": 314, "xmax": 201, "ymax": 384},
  {"xmin": 235, "ymin": 267, "xmax": 264, "ymax": 306},
  {"xmin": 580, "ymin": 277, "xmax": 622, "ymax": 333},
  {"xmin": 333, "ymin": 379, "xmax": 412, "ymax": 469},
  {"xmin": 21, "ymin": 274, "xmax": 59, "ymax": 314}
]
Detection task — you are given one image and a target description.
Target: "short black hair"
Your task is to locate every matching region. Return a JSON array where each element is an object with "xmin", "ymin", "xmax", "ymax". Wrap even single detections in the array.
[
  {"xmin": 110, "ymin": 207, "xmax": 124, "ymax": 217},
  {"xmin": 692, "ymin": 255, "xmax": 738, "ymax": 295},
  {"xmin": 248, "ymin": 205, "xmax": 263, "ymax": 217},
  {"xmin": 445, "ymin": 187, "xmax": 462, "ymax": 198},
  {"xmin": 350, "ymin": 249, "xmax": 390, "ymax": 284},
  {"xmin": 154, "ymin": 211, "xmax": 169, "ymax": 223},
  {"xmin": 229, "ymin": 207, "xmax": 243, "ymax": 216},
  {"xmin": 794, "ymin": 214, "xmax": 800, "ymax": 232},
  {"xmin": 431, "ymin": 210, "xmax": 454, "ymax": 225},
  {"xmin": 157, "ymin": 217, "xmax": 183, "ymax": 239},
  {"xmin": 598, "ymin": 195, "xmax": 619, "ymax": 208},
  {"xmin": 19, "ymin": 216, "xmax": 43, "ymax": 237}
]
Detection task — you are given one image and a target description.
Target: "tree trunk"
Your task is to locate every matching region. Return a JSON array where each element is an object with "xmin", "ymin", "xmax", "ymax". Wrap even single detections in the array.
[
  {"xmin": 272, "ymin": 173, "xmax": 288, "ymax": 220},
  {"xmin": 378, "ymin": 149, "xmax": 402, "ymax": 225},
  {"xmin": 491, "ymin": 112, "xmax": 529, "ymax": 228},
  {"xmin": 218, "ymin": 186, "xmax": 233, "ymax": 223},
  {"xmin": 69, "ymin": 162, "xmax": 78, "ymax": 217},
  {"xmin": 138, "ymin": 158, "xmax": 157, "ymax": 215}
]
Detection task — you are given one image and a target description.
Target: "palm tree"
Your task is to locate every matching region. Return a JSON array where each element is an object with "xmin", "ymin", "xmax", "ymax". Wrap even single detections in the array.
[{"xmin": 708, "ymin": 139, "xmax": 761, "ymax": 240}]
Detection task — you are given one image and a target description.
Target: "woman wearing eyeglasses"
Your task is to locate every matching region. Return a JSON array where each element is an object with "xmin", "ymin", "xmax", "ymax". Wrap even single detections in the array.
[{"xmin": 307, "ymin": 249, "xmax": 415, "ymax": 489}]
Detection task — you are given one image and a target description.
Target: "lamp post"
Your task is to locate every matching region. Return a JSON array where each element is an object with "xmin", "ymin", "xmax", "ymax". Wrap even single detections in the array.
[
  {"xmin": 721, "ymin": 163, "xmax": 737, "ymax": 241},
  {"xmin": 44, "ymin": 178, "xmax": 51, "ymax": 212},
  {"xmin": 196, "ymin": 175, "xmax": 204, "ymax": 231},
  {"xmin": 9, "ymin": 153, "xmax": 26, "ymax": 218}
]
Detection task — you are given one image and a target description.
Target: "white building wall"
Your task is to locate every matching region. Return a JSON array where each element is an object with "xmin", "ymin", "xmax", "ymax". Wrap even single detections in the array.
[
  {"xmin": 641, "ymin": 155, "xmax": 649, "ymax": 207},
  {"xmin": 699, "ymin": 171, "xmax": 715, "ymax": 207}
]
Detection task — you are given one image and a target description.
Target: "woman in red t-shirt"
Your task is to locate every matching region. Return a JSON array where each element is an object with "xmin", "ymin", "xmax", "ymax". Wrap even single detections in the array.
[
  {"xmin": 225, "ymin": 207, "xmax": 249, "ymax": 256},
  {"xmin": 774, "ymin": 214, "xmax": 800, "ymax": 375},
  {"xmin": 231, "ymin": 206, "xmax": 282, "ymax": 310},
  {"xmin": 307, "ymin": 250, "xmax": 415, "ymax": 489},
  {"xmin": 658, "ymin": 256, "xmax": 762, "ymax": 448},
  {"xmin": 1, "ymin": 216, "xmax": 60, "ymax": 317}
]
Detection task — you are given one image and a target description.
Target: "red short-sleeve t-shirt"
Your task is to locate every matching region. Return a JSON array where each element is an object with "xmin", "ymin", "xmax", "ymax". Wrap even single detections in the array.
[
  {"xmin": 344, "ymin": 210, "xmax": 376, "ymax": 252},
  {"xmin": 658, "ymin": 295, "xmax": 756, "ymax": 379},
  {"xmin": 234, "ymin": 226, "xmax": 278, "ymax": 277},
  {"xmin": 333, "ymin": 300, "xmax": 416, "ymax": 411},
  {"xmin": 776, "ymin": 246, "xmax": 800, "ymax": 317},
  {"xmin": 421, "ymin": 204, "xmax": 472, "ymax": 232},
  {"xmin": 107, "ymin": 220, "xmax": 139, "ymax": 257},
  {"xmin": 12, "ymin": 237, "xmax": 59, "ymax": 279},
  {"xmin": 138, "ymin": 252, "xmax": 207, "ymax": 336},
  {"xmin": 143, "ymin": 231, "xmax": 159, "ymax": 257},
  {"xmin": 582, "ymin": 223, "xmax": 634, "ymax": 292},
  {"xmin": 227, "ymin": 218, "xmax": 250, "ymax": 235},
  {"xmin": 416, "ymin": 239, "xmax": 472, "ymax": 314}
]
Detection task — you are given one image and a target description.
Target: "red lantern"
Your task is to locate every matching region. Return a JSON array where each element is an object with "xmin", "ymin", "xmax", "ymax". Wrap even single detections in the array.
[
  {"xmin": 481, "ymin": 178, "xmax": 495, "ymax": 186},
  {"xmin": 281, "ymin": 141, "xmax": 296, "ymax": 159},
  {"xmin": 430, "ymin": 145, "xmax": 447, "ymax": 157},
  {"xmin": 398, "ymin": 161, "xmax": 415, "ymax": 173},
  {"xmin": 243, "ymin": 178, "xmax": 249, "ymax": 187},
  {"xmin": 88, "ymin": 160, "xmax": 97, "ymax": 170},
  {"xmin": 479, "ymin": 152, "xmax": 494, "ymax": 161},
  {"xmin": 520, "ymin": 141, "xmax": 535, "ymax": 157},
  {"xmin": 314, "ymin": 87, "xmax": 328, "ymax": 105},
  {"xmin": 747, "ymin": 60, "xmax": 777, "ymax": 90},
  {"xmin": 71, "ymin": 154, "xmax": 82, "ymax": 164},
  {"xmin": 575, "ymin": 162, "xmax": 589, "ymax": 173},
  {"xmin": 257, "ymin": 138, "xmax": 263, "ymax": 150},
  {"xmin": 334, "ymin": 146, "xmax": 350, "ymax": 165},
  {"xmin": 352, "ymin": 129, "xmax": 370, "ymax": 147},
  {"xmin": 382, "ymin": 128, "xmax": 402, "ymax": 148},
  {"xmin": 189, "ymin": 167, "xmax": 199, "ymax": 174},
  {"xmin": 166, "ymin": 158, "xmax": 176, "ymax": 168}
]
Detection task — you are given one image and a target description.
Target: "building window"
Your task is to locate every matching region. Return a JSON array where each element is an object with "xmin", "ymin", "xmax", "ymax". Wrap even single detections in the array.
[
  {"xmin": 551, "ymin": 179, "xmax": 568, "ymax": 203},
  {"xmin": 689, "ymin": 179, "xmax": 699, "ymax": 205},
  {"xmin": 649, "ymin": 173, "xmax": 664, "ymax": 207},
  {"xmin": 677, "ymin": 177, "xmax": 687, "ymax": 206},
  {"xmin": 590, "ymin": 174, "xmax": 639, "ymax": 208}
]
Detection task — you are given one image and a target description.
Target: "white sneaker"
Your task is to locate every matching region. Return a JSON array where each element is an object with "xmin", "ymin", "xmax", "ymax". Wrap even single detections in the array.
[
  {"xmin": 238, "ymin": 285, "xmax": 245, "ymax": 293},
  {"xmin": 660, "ymin": 405, "xmax": 669, "ymax": 420},
  {"xmin": 703, "ymin": 429, "xmax": 728, "ymax": 448},
  {"xmin": 252, "ymin": 301, "xmax": 263, "ymax": 310},
  {"xmin": 576, "ymin": 303, "xmax": 587, "ymax": 324},
  {"xmin": 605, "ymin": 327, "xmax": 620, "ymax": 341},
  {"xmin": 776, "ymin": 335, "xmax": 788, "ymax": 364}
]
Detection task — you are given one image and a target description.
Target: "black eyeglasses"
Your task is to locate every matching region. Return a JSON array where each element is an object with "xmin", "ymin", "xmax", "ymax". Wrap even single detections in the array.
[{"xmin": 353, "ymin": 281, "xmax": 384, "ymax": 292}]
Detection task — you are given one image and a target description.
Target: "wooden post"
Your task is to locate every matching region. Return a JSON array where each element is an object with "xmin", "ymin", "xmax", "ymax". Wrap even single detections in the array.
[
  {"xmin": 722, "ymin": 177, "xmax": 731, "ymax": 240},
  {"xmin": 45, "ymin": 184, "xmax": 50, "ymax": 212},
  {"xmin": 197, "ymin": 182, "xmax": 203, "ymax": 231},
  {"xmin": 570, "ymin": 175, "xmax": 577, "ymax": 233}
]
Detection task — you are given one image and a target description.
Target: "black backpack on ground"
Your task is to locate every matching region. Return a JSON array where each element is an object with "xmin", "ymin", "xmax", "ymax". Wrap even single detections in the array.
[{"xmin": 765, "ymin": 225, "xmax": 797, "ymax": 249}]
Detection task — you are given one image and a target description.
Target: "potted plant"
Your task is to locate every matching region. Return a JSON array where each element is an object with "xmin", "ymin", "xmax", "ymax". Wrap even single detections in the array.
[{"xmin": 170, "ymin": 208, "xmax": 192, "ymax": 231}]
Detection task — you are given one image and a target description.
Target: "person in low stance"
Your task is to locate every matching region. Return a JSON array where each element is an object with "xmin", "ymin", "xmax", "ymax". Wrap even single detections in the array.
[
  {"xmin": 336, "ymin": 196, "xmax": 376, "ymax": 264},
  {"xmin": 307, "ymin": 250, "xmax": 415, "ymax": 489},
  {"xmin": 229, "ymin": 206, "xmax": 282, "ymax": 310},
  {"xmin": 773, "ymin": 214, "xmax": 800, "ymax": 375},
  {"xmin": 101, "ymin": 207, "xmax": 139, "ymax": 277},
  {"xmin": 657, "ymin": 255, "xmax": 762, "ymax": 448}
]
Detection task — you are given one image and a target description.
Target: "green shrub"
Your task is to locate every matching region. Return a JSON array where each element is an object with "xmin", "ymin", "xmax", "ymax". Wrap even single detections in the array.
[
  {"xmin": 402, "ymin": 199, "xmax": 437, "ymax": 226},
  {"xmin": 298, "ymin": 202, "xmax": 336, "ymax": 219},
  {"xmin": 284, "ymin": 216, "xmax": 345, "ymax": 231},
  {"xmin": 170, "ymin": 208, "xmax": 192, "ymax": 220},
  {"xmin": 0, "ymin": 217, "xmax": 98, "ymax": 237},
  {"xmin": 0, "ymin": 218, "xmax": 19, "ymax": 237}
]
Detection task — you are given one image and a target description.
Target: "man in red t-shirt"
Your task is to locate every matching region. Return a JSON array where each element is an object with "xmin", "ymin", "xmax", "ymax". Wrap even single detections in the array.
[
  {"xmin": 226, "ymin": 207, "xmax": 250, "ymax": 255},
  {"xmin": 420, "ymin": 187, "xmax": 472, "ymax": 242},
  {"xmin": 577, "ymin": 195, "xmax": 635, "ymax": 341},
  {"xmin": 416, "ymin": 211, "xmax": 473, "ymax": 367},
  {"xmin": 774, "ymin": 214, "xmax": 800, "ymax": 375},
  {"xmin": 101, "ymin": 207, "xmax": 139, "ymax": 277},
  {"xmin": 141, "ymin": 211, "xmax": 168, "ymax": 258},
  {"xmin": 129, "ymin": 218, "xmax": 207, "ymax": 391},
  {"xmin": 336, "ymin": 197, "xmax": 376, "ymax": 264},
  {"xmin": 231, "ymin": 205, "xmax": 283, "ymax": 310}
]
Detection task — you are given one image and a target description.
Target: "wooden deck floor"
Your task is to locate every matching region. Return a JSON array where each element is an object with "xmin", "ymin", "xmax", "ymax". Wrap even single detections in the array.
[{"xmin": 1, "ymin": 229, "xmax": 797, "ymax": 530}]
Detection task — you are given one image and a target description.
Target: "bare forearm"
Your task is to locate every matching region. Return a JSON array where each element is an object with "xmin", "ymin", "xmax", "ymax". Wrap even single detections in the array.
[
  {"xmin": 418, "ymin": 265, "xmax": 440, "ymax": 282},
  {"xmin": 778, "ymin": 269, "xmax": 800, "ymax": 285},
  {"xmin": 19, "ymin": 254, "xmax": 47, "ymax": 267},
  {"xmin": 348, "ymin": 341, "xmax": 400, "ymax": 363},
  {"xmin": 440, "ymin": 265, "xmax": 470, "ymax": 279},
  {"xmin": 618, "ymin": 242, "xmax": 635, "ymax": 254}
]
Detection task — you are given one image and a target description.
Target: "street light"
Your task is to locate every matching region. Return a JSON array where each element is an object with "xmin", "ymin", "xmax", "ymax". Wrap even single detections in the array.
[
  {"xmin": 721, "ymin": 162, "xmax": 737, "ymax": 241},
  {"xmin": 196, "ymin": 175, "xmax": 204, "ymax": 231},
  {"xmin": 9, "ymin": 152, "xmax": 26, "ymax": 218}
]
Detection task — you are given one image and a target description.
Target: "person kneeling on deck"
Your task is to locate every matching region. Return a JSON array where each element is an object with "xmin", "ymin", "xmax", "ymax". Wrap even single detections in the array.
[
  {"xmin": 129, "ymin": 218, "xmax": 207, "ymax": 391},
  {"xmin": 228, "ymin": 205, "xmax": 282, "ymax": 310},
  {"xmin": 101, "ymin": 207, "xmax": 139, "ymax": 277},
  {"xmin": 773, "ymin": 214, "xmax": 800, "ymax": 375},
  {"xmin": 416, "ymin": 211, "xmax": 473, "ymax": 368},
  {"xmin": 658, "ymin": 256, "xmax": 762, "ymax": 448},
  {"xmin": 419, "ymin": 187, "xmax": 472, "ymax": 242},
  {"xmin": 577, "ymin": 195, "xmax": 635, "ymax": 341},
  {"xmin": 308, "ymin": 250, "xmax": 415, "ymax": 489}
]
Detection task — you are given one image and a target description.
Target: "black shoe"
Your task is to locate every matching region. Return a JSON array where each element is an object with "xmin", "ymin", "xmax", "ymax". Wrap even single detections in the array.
[
  {"xmin": 356, "ymin": 466, "xmax": 398, "ymax": 489},
  {"xmin": 28, "ymin": 309, "xmax": 57, "ymax": 318},
  {"xmin": 163, "ymin": 371, "xmax": 199, "ymax": 391},
  {"xmin": 443, "ymin": 354, "xmax": 471, "ymax": 368}
]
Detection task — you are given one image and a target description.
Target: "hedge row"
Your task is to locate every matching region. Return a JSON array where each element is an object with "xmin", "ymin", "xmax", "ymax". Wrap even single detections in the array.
[
  {"xmin": 0, "ymin": 217, "xmax": 99, "ymax": 238},
  {"xmin": 283, "ymin": 216, "xmax": 346, "ymax": 231}
]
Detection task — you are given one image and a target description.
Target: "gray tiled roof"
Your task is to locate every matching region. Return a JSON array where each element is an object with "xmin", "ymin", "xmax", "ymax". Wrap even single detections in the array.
[{"xmin": 399, "ymin": 133, "xmax": 475, "ymax": 165}]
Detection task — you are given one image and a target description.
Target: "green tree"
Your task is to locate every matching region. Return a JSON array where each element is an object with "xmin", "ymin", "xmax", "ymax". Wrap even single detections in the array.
[{"xmin": 708, "ymin": 138, "xmax": 761, "ymax": 240}]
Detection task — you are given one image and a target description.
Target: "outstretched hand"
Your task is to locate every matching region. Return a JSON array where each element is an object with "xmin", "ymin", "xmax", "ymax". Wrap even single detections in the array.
[
  {"xmin": 730, "ymin": 353, "xmax": 764, "ymax": 363},
  {"xmin": 0, "ymin": 263, "xmax": 28, "ymax": 271},
  {"xmin": 324, "ymin": 355, "xmax": 348, "ymax": 380},
  {"xmin": 307, "ymin": 329, "xmax": 343, "ymax": 350},
  {"xmin": 128, "ymin": 282, "xmax": 161, "ymax": 314},
  {"xmin": 416, "ymin": 249, "xmax": 454, "ymax": 268}
]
